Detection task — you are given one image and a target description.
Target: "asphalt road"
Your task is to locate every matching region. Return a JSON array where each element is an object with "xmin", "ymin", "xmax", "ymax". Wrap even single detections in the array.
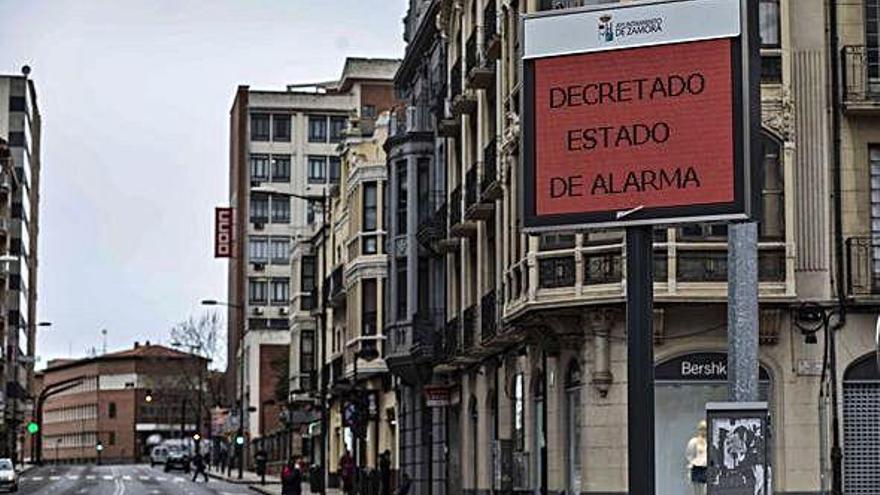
[{"xmin": 17, "ymin": 464, "xmax": 253, "ymax": 495}]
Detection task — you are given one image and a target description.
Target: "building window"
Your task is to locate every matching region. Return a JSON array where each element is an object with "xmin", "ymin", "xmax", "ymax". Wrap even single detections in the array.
[
  {"xmin": 249, "ymin": 237, "xmax": 268, "ymax": 263},
  {"xmin": 249, "ymin": 279, "xmax": 268, "ymax": 304},
  {"xmin": 250, "ymin": 154, "xmax": 269, "ymax": 182},
  {"xmin": 308, "ymin": 156, "xmax": 327, "ymax": 184},
  {"xmin": 307, "ymin": 201, "xmax": 316, "ymax": 225},
  {"xmin": 362, "ymin": 105, "xmax": 376, "ymax": 118},
  {"xmin": 108, "ymin": 432, "xmax": 116, "ymax": 445},
  {"xmin": 271, "ymin": 278, "xmax": 290, "ymax": 305},
  {"xmin": 514, "ymin": 373, "xmax": 524, "ymax": 451},
  {"xmin": 759, "ymin": 134, "xmax": 784, "ymax": 240},
  {"xmin": 270, "ymin": 237, "xmax": 290, "ymax": 264},
  {"xmin": 271, "ymin": 195, "xmax": 290, "ymax": 223},
  {"xmin": 329, "ymin": 116, "xmax": 348, "ymax": 143},
  {"xmin": 329, "ymin": 156, "xmax": 341, "ymax": 184},
  {"xmin": 251, "ymin": 113, "xmax": 270, "ymax": 141},
  {"xmin": 250, "ymin": 193, "xmax": 269, "ymax": 223},
  {"xmin": 363, "ymin": 183, "xmax": 378, "ymax": 255},
  {"xmin": 308, "ymin": 115, "xmax": 327, "ymax": 142},
  {"xmin": 301, "ymin": 256, "xmax": 316, "ymax": 310},
  {"xmin": 362, "ymin": 279, "xmax": 378, "ymax": 336},
  {"xmin": 397, "ymin": 165, "xmax": 408, "ymax": 235},
  {"xmin": 759, "ymin": 0, "xmax": 780, "ymax": 48},
  {"xmin": 759, "ymin": 0, "xmax": 781, "ymax": 83},
  {"xmin": 300, "ymin": 330, "xmax": 315, "ymax": 373},
  {"xmin": 271, "ymin": 155, "xmax": 291, "ymax": 183},
  {"xmin": 272, "ymin": 114, "xmax": 291, "ymax": 142},
  {"xmin": 108, "ymin": 402, "xmax": 117, "ymax": 419},
  {"xmin": 396, "ymin": 260, "xmax": 407, "ymax": 319},
  {"xmin": 868, "ymin": 0, "xmax": 880, "ymax": 80}
]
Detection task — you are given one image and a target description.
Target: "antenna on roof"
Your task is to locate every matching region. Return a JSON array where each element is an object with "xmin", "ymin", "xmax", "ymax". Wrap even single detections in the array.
[{"xmin": 101, "ymin": 329, "xmax": 108, "ymax": 354}]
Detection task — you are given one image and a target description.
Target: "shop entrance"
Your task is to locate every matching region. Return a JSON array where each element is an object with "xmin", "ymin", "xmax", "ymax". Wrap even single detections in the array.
[
  {"xmin": 843, "ymin": 353, "xmax": 880, "ymax": 494},
  {"xmin": 654, "ymin": 352, "xmax": 771, "ymax": 495}
]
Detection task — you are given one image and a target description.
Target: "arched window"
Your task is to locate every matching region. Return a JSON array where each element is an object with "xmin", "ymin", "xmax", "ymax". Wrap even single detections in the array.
[
  {"xmin": 532, "ymin": 370, "xmax": 546, "ymax": 494},
  {"xmin": 760, "ymin": 133, "xmax": 785, "ymax": 241},
  {"xmin": 843, "ymin": 353, "xmax": 880, "ymax": 492}
]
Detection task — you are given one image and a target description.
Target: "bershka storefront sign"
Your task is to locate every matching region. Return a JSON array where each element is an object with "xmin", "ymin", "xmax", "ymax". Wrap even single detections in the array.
[
  {"xmin": 521, "ymin": 0, "xmax": 759, "ymax": 231},
  {"xmin": 655, "ymin": 352, "xmax": 770, "ymax": 382}
]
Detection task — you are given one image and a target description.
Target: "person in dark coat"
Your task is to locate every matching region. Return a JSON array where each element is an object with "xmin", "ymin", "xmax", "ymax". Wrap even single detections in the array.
[
  {"xmin": 340, "ymin": 449, "xmax": 356, "ymax": 494},
  {"xmin": 281, "ymin": 456, "xmax": 303, "ymax": 495},
  {"xmin": 379, "ymin": 450, "xmax": 392, "ymax": 495},
  {"xmin": 191, "ymin": 452, "xmax": 209, "ymax": 482}
]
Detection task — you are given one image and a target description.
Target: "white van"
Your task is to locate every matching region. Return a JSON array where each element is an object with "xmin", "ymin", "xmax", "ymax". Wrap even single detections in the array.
[{"xmin": 150, "ymin": 446, "xmax": 170, "ymax": 467}]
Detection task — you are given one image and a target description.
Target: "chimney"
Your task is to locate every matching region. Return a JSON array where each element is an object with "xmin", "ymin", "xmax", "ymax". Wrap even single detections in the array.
[
  {"xmin": 145, "ymin": 340, "xmax": 151, "ymax": 346},
  {"xmin": 134, "ymin": 341, "xmax": 140, "ymax": 349}
]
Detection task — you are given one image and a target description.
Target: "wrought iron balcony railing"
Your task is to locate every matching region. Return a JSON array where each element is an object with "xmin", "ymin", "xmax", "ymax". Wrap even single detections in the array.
[{"xmin": 463, "ymin": 305, "xmax": 476, "ymax": 349}]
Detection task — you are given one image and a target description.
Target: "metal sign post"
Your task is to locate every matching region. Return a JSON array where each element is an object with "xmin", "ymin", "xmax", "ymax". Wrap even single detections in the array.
[{"xmin": 626, "ymin": 226, "xmax": 655, "ymax": 494}]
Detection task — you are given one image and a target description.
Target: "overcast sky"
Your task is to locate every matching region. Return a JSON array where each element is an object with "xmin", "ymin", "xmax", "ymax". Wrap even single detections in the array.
[{"xmin": 0, "ymin": 0, "xmax": 406, "ymax": 368}]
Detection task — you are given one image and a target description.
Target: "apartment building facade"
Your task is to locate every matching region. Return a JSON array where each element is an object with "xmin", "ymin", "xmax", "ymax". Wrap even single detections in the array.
[
  {"xmin": 33, "ymin": 343, "xmax": 208, "ymax": 464},
  {"xmin": 0, "ymin": 68, "xmax": 42, "ymax": 460},
  {"xmin": 384, "ymin": 0, "xmax": 880, "ymax": 494},
  {"xmin": 228, "ymin": 82, "xmax": 357, "ymax": 447},
  {"xmin": 287, "ymin": 59, "xmax": 400, "ymax": 485}
]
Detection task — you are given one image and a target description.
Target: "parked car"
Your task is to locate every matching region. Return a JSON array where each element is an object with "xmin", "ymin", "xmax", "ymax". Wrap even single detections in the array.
[
  {"xmin": 0, "ymin": 458, "xmax": 18, "ymax": 492},
  {"xmin": 150, "ymin": 446, "xmax": 170, "ymax": 467},
  {"xmin": 164, "ymin": 446, "xmax": 190, "ymax": 473}
]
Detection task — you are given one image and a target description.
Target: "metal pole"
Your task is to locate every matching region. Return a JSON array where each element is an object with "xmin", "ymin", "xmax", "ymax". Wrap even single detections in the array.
[
  {"xmin": 319, "ymin": 189, "xmax": 329, "ymax": 494},
  {"xmin": 625, "ymin": 226, "xmax": 654, "ymax": 495},
  {"xmin": 239, "ymin": 348, "xmax": 245, "ymax": 480},
  {"xmin": 727, "ymin": 222, "xmax": 759, "ymax": 403}
]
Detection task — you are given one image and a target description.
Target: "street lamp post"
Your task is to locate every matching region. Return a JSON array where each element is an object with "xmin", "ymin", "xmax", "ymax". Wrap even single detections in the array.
[
  {"xmin": 172, "ymin": 341, "xmax": 204, "ymax": 456},
  {"xmin": 202, "ymin": 299, "xmax": 247, "ymax": 479}
]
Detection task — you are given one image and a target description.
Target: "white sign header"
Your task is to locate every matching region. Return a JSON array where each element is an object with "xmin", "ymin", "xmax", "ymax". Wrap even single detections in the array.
[{"xmin": 523, "ymin": 0, "xmax": 741, "ymax": 60}]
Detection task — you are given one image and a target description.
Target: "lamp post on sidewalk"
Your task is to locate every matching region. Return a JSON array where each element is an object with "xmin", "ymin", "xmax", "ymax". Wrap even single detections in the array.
[
  {"xmin": 171, "ymin": 341, "xmax": 205, "ymax": 456},
  {"xmin": 202, "ymin": 298, "xmax": 248, "ymax": 479}
]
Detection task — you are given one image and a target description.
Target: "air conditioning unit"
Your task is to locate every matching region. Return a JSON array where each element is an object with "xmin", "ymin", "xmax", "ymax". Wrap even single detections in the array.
[
  {"xmin": 254, "ymin": 223, "xmax": 265, "ymax": 231},
  {"xmin": 279, "ymin": 307, "xmax": 289, "ymax": 316},
  {"xmin": 253, "ymin": 263, "xmax": 265, "ymax": 272},
  {"xmin": 252, "ymin": 307, "xmax": 264, "ymax": 316},
  {"xmin": 250, "ymin": 179, "xmax": 263, "ymax": 188}
]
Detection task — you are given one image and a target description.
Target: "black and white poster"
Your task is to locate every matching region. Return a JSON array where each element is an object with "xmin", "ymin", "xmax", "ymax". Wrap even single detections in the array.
[{"xmin": 706, "ymin": 402, "xmax": 771, "ymax": 495}]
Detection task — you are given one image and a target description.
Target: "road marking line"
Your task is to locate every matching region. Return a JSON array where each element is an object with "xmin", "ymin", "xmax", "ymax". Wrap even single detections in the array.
[
  {"xmin": 103, "ymin": 475, "xmax": 114, "ymax": 480},
  {"xmin": 156, "ymin": 476, "xmax": 166, "ymax": 481},
  {"xmin": 68, "ymin": 475, "xmax": 79, "ymax": 480},
  {"xmin": 123, "ymin": 475, "xmax": 132, "ymax": 480},
  {"xmin": 30, "ymin": 476, "xmax": 43, "ymax": 481},
  {"xmin": 174, "ymin": 477, "xmax": 184, "ymax": 482},
  {"xmin": 50, "ymin": 476, "xmax": 60, "ymax": 480},
  {"xmin": 86, "ymin": 475, "xmax": 96, "ymax": 480},
  {"xmin": 139, "ymin": 475, "xmax": 150, "ymax": 480}
]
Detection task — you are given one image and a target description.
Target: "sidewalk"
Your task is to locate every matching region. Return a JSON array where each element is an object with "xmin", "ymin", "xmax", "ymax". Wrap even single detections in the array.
[{"xmin": 206, "ymin": 468, "xmax": 342, "ymax": 495}]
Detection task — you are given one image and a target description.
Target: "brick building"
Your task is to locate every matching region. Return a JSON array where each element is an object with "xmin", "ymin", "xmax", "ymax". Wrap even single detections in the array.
[{"xmin": 30, "ymin": 343, "xmax": 208, "ymax": 464}]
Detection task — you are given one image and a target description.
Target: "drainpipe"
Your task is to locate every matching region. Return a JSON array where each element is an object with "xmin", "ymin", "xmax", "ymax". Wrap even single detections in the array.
[{"xmin": 828, "ymin": 0, "xmax": 846, "ymax": 493}]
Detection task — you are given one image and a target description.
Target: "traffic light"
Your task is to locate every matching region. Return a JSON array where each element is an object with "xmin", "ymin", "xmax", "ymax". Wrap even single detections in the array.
[
  {"xmin": 96, "ymin": 441, "xmax": 103, "ymax": 452},
  {"xmin": 26, "ymin": 422, "xmax": 39, "ymax": 435},
  {"xmin": 235, "ymin": 434, "xmax": 245, "ymax": 446},
  {"xmin": 144, "ymin": 389, "xmax": 153, "ymax": 403},
  {"xmin": 193, "ymin": 433, "xmax": 201, "ymax": 441}
]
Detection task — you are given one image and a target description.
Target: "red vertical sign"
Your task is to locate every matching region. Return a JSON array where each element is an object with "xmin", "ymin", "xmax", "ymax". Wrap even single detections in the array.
[{"xmin": 214, "ymin": 207, "xmax": 233, "ymax": 258}]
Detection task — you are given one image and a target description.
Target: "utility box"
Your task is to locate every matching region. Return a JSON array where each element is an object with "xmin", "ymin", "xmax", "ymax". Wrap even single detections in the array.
[{"xmin": 706, "ymin": 402, "xmax": 771, "ymax": 495}]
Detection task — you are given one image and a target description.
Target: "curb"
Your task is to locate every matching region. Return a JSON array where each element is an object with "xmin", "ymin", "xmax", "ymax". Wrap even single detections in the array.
[{"xmin": 248, "ymin": 485, "xmax": 277, "ymax": 495}]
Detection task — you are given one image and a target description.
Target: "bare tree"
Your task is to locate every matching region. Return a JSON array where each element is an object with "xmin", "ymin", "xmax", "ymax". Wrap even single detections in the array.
[{"xmin": 169, "ymin": 311, "xmax": 225, "ymax": 370}]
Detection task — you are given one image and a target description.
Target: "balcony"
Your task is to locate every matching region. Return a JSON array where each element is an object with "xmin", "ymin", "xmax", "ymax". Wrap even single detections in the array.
[
  {"xmin": 462, "ymin": 305, "xmax": 477, "ymax": 350},
  {"xmin": 846, "ymin": 236, "xmax": 880, "ymax": 297},
  {"xmin": 465, "ymin": 164, "xmax": 493, "ymax": 221},
  {"xmin": 330, "ymin": 355, "xmax": 345, "ymax": 389},
  {"xmin": 451, "ymin": 58, "xmax": 477, "ymax": 117},
  {"xmin": 385, "ymin": 311, "xmax": 444, "ymax": 374},
  {"xmin": 417, "ymin": 193, "xmax": 448, "ymax": 254},
  {"xmin": 441, "ymin": 316, "xmax": 460, "ymax": 361},
  {"xmin": 466, "ymin": 30, "xmax": 494, "ymax": 90},
  {"xmin": 481, "ymin": 290, "xmax": 497, "ymax": 342},
  {"xmin": 504, "ymin": 235, "xmax": 792, "ymax": 322},
  {"xmin": 449, "ymin": 185, "xmax": 475, "ymax": 238},
  {"xmin": 843, "ymin": 45, "xmax": 880, "ymax": 113},
  {"xmin": 481, "ymin": 138, "xmax": 501, "ymax": 201},
  {"xmin": 484, "ymin": 1, "xmax": 500, "ymax": 61},
  {"xmin": 323, "ymin": 265, "xmax": 346, "ymax": 308}
]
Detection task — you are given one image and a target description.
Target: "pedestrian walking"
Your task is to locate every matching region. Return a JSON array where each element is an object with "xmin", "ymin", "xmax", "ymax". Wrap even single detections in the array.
[
  {"xmin": 281, "ymin": 456, "xmax": 303, "ymax": 495},
  {"xmin": 255, "ymin": 448, "xmax": 268, "ymax": 485},
  {"xmin": 394, "ymin": 473, "xmax": 411, "ymax": 495},
  {"xmin": 379, "ymin": 450, "xmax": 391, "ymax": 495},
  {"xmin": 191, "ymin": 452, "xmax": 209, "ymax": 482},
  {"xmin": 340, "ymin": 449, "xmax": 356, "ymax": 495}
]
